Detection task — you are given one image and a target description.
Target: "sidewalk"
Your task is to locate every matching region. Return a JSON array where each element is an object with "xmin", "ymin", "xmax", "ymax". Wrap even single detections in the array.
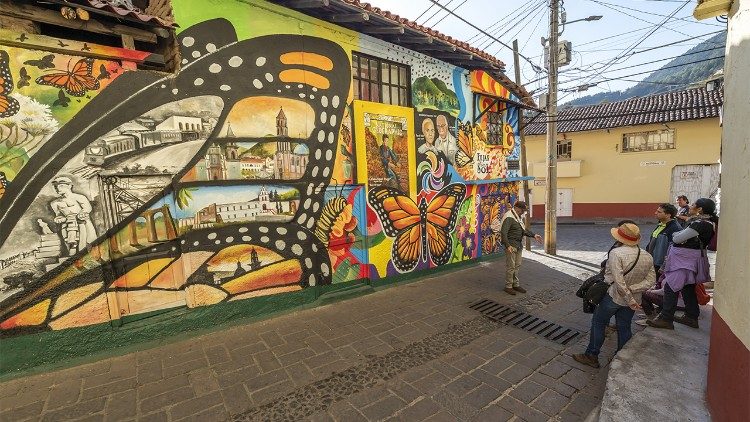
[{"xmin": 0, "ymin": 255, "xmax": 620, "ymax": 422}]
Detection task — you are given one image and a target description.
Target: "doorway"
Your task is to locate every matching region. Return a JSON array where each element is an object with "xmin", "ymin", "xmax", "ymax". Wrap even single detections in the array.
[{"xmin": 557, "ymin": 188, "xmax": 573, "ymax": 217}]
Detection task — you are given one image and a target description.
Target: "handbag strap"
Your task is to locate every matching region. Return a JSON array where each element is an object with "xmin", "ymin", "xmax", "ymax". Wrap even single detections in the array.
[{"xmin": 623, "ymin": 247, "xmax": 641, "ymax": 276}]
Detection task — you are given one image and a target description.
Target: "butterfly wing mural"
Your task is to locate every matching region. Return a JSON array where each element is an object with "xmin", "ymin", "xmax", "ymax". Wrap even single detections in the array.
[{"xmin": 0, "ymin": 18, "xmax": 351, "ymax": 334}]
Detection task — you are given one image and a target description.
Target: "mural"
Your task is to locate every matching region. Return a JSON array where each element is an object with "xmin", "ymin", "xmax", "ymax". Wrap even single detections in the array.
[
  {"xmin": 0, "ymin": 0, "xmax": 528, "ymax": 341},
  {"xmin": 0, "ymin": 17, "xmax": 352, "ymax": 335},
  {"xmin": 477, "ymin": 182, "xmax": 520, "ymax": 256}
]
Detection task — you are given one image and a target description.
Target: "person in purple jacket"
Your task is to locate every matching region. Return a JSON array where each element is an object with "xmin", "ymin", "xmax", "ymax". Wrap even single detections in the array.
[{"xmin": 648, "ymin": 198, "xmax": 717, "ymax": 330}]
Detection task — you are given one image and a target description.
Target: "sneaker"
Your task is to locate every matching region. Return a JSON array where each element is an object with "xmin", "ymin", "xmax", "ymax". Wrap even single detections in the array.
[
  {"xmin": 572, "ymin": 353, "xmax": 600, "ymax": 369},
  {"xmin": 674, "ymin": 315, "xmax": 699, "ymax": 329},
  {"xmin": 504, "ymin": 287, "xmax": 517, "ymax": 295},
  {"xmin": 513, "ymin": 286, "xmax": 527, "ymax": 293},
  {"xmin": 635, "ymin": 319, "xmax": 649, "ymax": 327},
  {"xmin": 646, "ymin": 318, "xmax": 674, "ymax": 330}
]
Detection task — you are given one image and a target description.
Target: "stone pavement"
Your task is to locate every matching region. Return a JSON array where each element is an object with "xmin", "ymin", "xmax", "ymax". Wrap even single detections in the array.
[{"xmin": 0, "ymin": 226, "xmax": 628, "ymax": 422}]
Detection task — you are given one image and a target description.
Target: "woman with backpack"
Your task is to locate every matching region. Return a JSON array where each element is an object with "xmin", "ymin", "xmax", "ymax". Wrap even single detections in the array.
[{"xmin": 648, "ymin": 198, "xmax": 718, "ymax": 330}]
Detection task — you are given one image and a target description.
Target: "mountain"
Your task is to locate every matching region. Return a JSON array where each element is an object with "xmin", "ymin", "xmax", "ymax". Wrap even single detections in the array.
[{"xmin": 562, "ymin": 31, "xmax": 726, "ymax": 108}]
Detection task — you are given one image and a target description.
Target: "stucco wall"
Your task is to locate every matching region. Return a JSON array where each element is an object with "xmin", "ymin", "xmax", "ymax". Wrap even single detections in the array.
[
  {"xmin": 524, "ymin": 119, "xmax": 721, "ymax": 211},
  {"xmin": 0, "ymin": 0, "xmax": 525, "ymax": 368}
]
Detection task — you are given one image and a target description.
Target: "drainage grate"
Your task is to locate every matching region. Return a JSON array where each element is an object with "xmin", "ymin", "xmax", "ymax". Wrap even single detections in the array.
[{"xmin": 469, "ymin": 299, "xmax": 581, "ymax": 346}]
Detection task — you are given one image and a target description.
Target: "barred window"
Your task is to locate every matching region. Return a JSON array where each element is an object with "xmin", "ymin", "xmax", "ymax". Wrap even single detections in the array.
[
  {"xmin": 622, "ymin": 129, "xmax": 675, "ymax": 152},
  {"xmin": 352, "ymin": 52, "xmax": 410, "ymax": 107},
  {"xmin": 557, "ymin": 139, "xmax": 572, "ymax": 161},
  {"xmin": 486, "ymin": 111, "xmax": 503, "ymax": 145}
]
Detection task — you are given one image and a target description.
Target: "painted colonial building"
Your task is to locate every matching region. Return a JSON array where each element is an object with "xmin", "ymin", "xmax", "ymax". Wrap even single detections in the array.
[
  {"xmin": 524, "ymin": 86, "xmax": 723, "ymax": 218},
  {"xmin": 0, "ymin": 0, "xmax": 535, "ymax": 374}
]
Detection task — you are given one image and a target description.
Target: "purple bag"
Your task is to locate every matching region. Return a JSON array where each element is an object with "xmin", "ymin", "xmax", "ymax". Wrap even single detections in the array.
[{"xmin": 696, "ymin": 250, "xmax": 711, "ymax": 284}]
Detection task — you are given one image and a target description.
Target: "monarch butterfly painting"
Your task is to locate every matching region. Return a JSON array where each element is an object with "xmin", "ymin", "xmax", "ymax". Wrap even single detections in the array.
[
  {"xmin": 0, "ymin": 50, "xmax": 20, "ymax": 118},
  {"xmin": 36, "ymin": 57, "xmax": 100, "ymax": 97},
  {"xmin": 368, "ymin": 183, "xmax": 466, "ymax": 272},
  {"xmin": 455, "ymin": 120, "xmax": 475, "ymax": 168}
]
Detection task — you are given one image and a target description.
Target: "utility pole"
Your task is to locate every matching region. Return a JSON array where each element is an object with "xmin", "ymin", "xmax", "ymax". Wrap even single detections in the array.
[
  {"xmin": 513, "ymin": 39, "xmax": 532, "ymax": 252},
  {"xmin": 545, "ymin": 0, "xmax": 559, "ymax": 255}
]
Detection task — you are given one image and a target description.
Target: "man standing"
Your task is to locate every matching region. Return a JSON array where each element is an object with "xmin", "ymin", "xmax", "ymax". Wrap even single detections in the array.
[
  {"xmin": 676, "ymin": 195, "xmax": 690, "ymax": 227},
  {"xmin": 646, "ymin": 203, "xmax": 682, "ymax": 272},
  {"xmin": 494, "ymin": 201, "xmax": 542, "ymax": 295},
  {"xmin": 434, "ymin": 115, "xmax": 458, "ymax": 165},
  {"xmin": 378, "ymin": 134, "xmax": 400, "ymax": 189},
  {"xmin": 50, "ymin": 176, "xmax": 97, "ymax": 255}
]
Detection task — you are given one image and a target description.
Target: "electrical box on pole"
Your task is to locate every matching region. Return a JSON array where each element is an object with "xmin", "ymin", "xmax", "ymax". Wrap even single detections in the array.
[{"xmin": 543, "ymin": 40, "xmax": 572, "ymax": 68}]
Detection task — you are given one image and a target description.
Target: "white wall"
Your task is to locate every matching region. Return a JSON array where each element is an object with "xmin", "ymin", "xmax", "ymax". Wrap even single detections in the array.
[{"xmin": 714, "ymin": 0, "xmax": 750, "ymax": 349}]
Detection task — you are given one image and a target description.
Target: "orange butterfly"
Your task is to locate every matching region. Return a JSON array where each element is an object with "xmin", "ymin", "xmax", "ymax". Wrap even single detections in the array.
[
  {"xmin": 455, "ymin": 121, "xmax": 474, "ymax": 167},
  {"xmin": 0, "ymin": 50, "xmax": 20, "ymax": 118},
  {"xmin": 368, "ymin": 183, "xmax": 466, "ymax": 272},
  {"xmin": 36, "ymin": 57, "xmax": 100, "ymax": 97}
]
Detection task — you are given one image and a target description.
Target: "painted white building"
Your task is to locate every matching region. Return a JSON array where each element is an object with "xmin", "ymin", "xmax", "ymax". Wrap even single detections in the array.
[{"xmin": 156, "ymin": 115, "xmax": 203, "ymax": 132}]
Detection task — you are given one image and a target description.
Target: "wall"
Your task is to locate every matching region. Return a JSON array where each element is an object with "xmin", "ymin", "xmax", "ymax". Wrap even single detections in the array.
[
  {"xmin": 707, "ymin": 1, "xmax": 750, "ymax": 420},
  {"xmin": 524, "ymin": 119, "xmax": 721, "ymax": 217},
  {"xmin": 0, "ymin": 0, "xmax": 525, "ymax": 369}
]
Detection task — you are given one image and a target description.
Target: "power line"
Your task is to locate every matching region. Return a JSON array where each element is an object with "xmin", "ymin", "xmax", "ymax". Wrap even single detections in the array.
[
  {"xmin": 427, "ymin": 0, "xmax": 469, "ymax": 27},
  {"xmin": 467, "ymin": 2, "xmax": 538, "ymax": 44},
  {"xmin": 590, "ymin": 0, "xmax": 726, "ymax": 28},
  {"xmin": 558, "ymin": 55, "xmax": 725, "ymax": 91},
  {"xmin": 414, "ymin": 0, "xmax": 442, "ymax": 23},
  {"xmin": 557, "ymin": 0, "xmax": 691, "ymax": 103},
  {"xmin": 475, "ymin": 1, "xmax": 543, "ymax": 48},
  {"xmin": 421, "ymin": 0, "xmax": 459, "ymax": 26},
  {"xmin": 425, "ymin": 0, "xmax": 543, "ymax": 71}
]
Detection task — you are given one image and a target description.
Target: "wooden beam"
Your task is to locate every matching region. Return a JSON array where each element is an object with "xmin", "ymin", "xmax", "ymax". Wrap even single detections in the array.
[
  {"xmin": 0, "ymin": 2, "xmax": 158, "ymax": 43},
  {"xmin": 362, "ymin": 25, "xmax": 404, "ymax": 35},
  {"xmin": 287, "ymin": 0, "xmax": 330, "ymax": 8},
  {"xmin": 419, "ymin": 44, "xmax": 458, "ymax": 52},
  {"xmin": 0, "ymin": 28, "xmax": 160, "ymax": 65},
  {"xmin": 31, "ymin": 0, "xmax": 173, "ymax": 29},
  {"xmin": 395, "ymin": 35, "xmax": 433, "ymax": 44},
  {"xmin": 432, "ymin": 53, "xmax": 474, "ymax": 61},
  {"xmin": 330, "ymin": 13, "xmax": 369, "ymax": 23}
]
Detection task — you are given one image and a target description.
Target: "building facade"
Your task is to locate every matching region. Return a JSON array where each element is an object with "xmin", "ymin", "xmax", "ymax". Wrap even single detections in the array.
[
  {"xmin": 524, "ymin": 87, "xmax": 723, "ymax": 218},
  {"xmin": 0, "ymin": 0, "xmax": 534, "ymax": 371}
]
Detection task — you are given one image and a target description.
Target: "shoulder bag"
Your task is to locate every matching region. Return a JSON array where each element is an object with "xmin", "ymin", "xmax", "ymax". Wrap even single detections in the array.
[{"xmin": 583, "ymin": 248, "xmax": 641, "ymax": 307}]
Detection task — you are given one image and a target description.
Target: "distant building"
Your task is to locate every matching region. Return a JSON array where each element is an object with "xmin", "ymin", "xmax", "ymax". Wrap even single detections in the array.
[
  {"xmin": 196, "ymin": 186, "xmax": 299, "ymax": 224},
  {"xmin": 273, "ymin": 107, "xmax": 309, "ymax": 179}
]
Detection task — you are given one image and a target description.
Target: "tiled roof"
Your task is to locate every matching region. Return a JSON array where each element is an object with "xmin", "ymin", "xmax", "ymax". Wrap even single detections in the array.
[
  {"xmin": 268, "ymin": 0, "xmax": 535, "ymax": 107},
  {"xmin": 524, "ymin": 87, "xmax": 723, "ymax": 135},
  {"xmin": 80, "ymin": 0, "xmax": 175, "ymax": 27}
]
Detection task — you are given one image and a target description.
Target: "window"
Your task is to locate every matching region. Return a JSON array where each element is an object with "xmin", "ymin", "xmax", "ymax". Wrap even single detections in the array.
[
  {"xmin": 352, "ymin": 52, "xmax": 410, "ymax": 106},
  {"xmin": 557, "ymin": 139, "xmax": 572, "ymax": 160},
  {"xmin": 622, "ymin": 129, "xmax": 675, "ymax": 152},
  {"xmin": 486, "ymin": 111, "xmax": 503, "ymax": 145}
]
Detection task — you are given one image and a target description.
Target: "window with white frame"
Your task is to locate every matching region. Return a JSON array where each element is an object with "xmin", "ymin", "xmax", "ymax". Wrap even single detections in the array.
[
  {"xmin": 622, "ymin": 129, "xmax": 675, "ymax": 152},
  {"xmin": 557, "ymin": 139, "xmax": 572, "ymax": 160}
]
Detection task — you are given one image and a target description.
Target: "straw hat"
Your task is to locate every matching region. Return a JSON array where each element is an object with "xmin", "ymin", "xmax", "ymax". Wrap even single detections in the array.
[{"xmin": 610, "ymin": 223, "xmax": 641, "ymax": 246}]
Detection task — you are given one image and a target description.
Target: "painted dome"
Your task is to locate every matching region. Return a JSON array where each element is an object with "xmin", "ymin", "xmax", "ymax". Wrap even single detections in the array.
[{"xmin": 293, "ymin": 144, "xmax": 309, "ymax": 155}]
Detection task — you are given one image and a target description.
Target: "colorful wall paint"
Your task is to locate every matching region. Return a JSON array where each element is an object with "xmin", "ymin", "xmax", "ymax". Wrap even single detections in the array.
[{"xmin": 0, "ymin": 0, "xmax": 527, "ymax": 341}]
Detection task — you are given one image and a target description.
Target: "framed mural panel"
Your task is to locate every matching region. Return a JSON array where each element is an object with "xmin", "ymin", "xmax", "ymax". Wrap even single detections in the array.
[{"xmin": 353, "ymin": 101, "xmax": 416, "ymax": 199}]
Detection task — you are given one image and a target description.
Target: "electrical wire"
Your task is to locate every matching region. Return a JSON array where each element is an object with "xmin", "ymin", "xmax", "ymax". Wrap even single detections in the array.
[
  {"xmin": 421, "ymin": 0, "xmax": 459, "ymax": 26},
  {"xmin": 425, "ymin": 0, "xmax": 543, "ymax": 71},
  {"xmin": 590, "ymin": 0, "xmax": 726, "ymax": 28},
  {"xmin": 467, "ymin": 2, "xmax": 539, "ymax": 44}
]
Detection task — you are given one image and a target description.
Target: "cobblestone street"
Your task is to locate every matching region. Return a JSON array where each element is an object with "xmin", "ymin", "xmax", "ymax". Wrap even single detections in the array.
[{"xmin": 0, "ymin": 224, "xmax": 648, "ymax": 422}]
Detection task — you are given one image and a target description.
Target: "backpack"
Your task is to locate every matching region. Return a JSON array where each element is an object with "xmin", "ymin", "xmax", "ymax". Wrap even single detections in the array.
[{"xmin": 707, "ymin": 220, "xmax": 718, "ymax": 251}]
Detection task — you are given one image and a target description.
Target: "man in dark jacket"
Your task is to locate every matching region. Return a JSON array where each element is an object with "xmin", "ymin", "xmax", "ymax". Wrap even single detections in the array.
[
  {"xmin": 646, "ymin": 203, "xmax": 682, "ymax": 273},
  {"xmin": 493, "ymin": 201, "xmax": 542, "ymax": 295}
]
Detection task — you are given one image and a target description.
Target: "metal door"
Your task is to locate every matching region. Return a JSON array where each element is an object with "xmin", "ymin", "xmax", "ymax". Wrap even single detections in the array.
[
  {"xmin": 557, "ymin": 188, "xmax": 573, "ymax": 217},
  {"xmin": 670, "ymin": 164, "xmax": 720, "ymax": 205}
]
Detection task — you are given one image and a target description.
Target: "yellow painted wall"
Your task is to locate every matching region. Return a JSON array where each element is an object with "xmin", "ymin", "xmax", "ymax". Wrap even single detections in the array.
[{"xmin": 525, "ymin": 119, "xmax": 721, "ymax": 205}]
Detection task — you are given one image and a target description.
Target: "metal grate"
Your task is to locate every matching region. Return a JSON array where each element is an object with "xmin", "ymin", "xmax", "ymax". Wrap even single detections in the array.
[{"xmin": 469, "ymin": 299, "xmax": 581, "ymax": 346}]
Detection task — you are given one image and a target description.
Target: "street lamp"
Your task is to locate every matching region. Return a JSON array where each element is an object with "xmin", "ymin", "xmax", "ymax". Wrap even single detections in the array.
[{"xmin": 544, "ymin": 6, "xmax": 602, "ymax": 255}]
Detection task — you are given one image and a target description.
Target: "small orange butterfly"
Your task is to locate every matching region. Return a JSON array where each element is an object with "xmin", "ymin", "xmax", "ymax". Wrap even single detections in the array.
[
  {"xmin": 0, "ymin": 50, "xmax": 20, "ymax": 118},
  {"xmin": 368, "ymin": 183, "xmax": 466, "ymax": 272},
  {"xmin": 36, "ymin": 57, "xmax": 100, "ymax": 97}
]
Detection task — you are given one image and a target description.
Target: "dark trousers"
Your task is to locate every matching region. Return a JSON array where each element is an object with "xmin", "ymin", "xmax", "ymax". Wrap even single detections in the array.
[
  {"xmin": 585, "ymin": 293, "xmax": 635, "ymax": 356},
  {"xmin": 660, "ymin": 283, "xmax": 699, "ymax": 321}
]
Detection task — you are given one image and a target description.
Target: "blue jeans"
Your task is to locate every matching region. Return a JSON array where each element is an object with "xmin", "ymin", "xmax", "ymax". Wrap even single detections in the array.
[{"xmin": 585, "ymin": 293, "xmax": 635, "ymax": 356}]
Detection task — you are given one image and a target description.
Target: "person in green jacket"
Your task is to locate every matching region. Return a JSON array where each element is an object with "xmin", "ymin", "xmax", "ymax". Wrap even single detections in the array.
[{"xmin": 492, "ymin": 201, "xmax": 543, "ymax": 295}]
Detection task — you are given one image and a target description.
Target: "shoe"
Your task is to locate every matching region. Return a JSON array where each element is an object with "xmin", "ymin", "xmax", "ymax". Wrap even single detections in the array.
[
  {"xmin": 635, "ymin": 319, "xmax": 649, "ymax": 327},
  {"xmin": 674, "ymin": 315, "xmax": 699, "ymax": 329},
  {"xmin": 572, "ymin": 353, "xmax": 600, "ymax": 369},
  {"xmin": 504, "ymin": 287, "xmax": 517, "ymax": 295},
  {"xmin": 605, "ymin": 324, "xmax": 617, "ymax": 332},
  {"xmin": 646, "ymin": 318, "xmax": 674, "ymax": 330},
  {"xmin": 513, "ymin": 286, "xmax": 527, "ymax": 293}
]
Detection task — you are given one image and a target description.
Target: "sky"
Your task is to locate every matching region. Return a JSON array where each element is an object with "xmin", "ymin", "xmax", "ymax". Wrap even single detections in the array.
[{"xmin": 365, "ymin": 0, "xmax": 727, "ymax": 103}]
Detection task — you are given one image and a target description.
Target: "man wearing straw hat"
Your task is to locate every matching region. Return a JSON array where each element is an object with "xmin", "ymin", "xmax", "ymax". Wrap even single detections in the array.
[{"xmin": 573, "ymin": 223, "xmax": 656, "ymax": 368}]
